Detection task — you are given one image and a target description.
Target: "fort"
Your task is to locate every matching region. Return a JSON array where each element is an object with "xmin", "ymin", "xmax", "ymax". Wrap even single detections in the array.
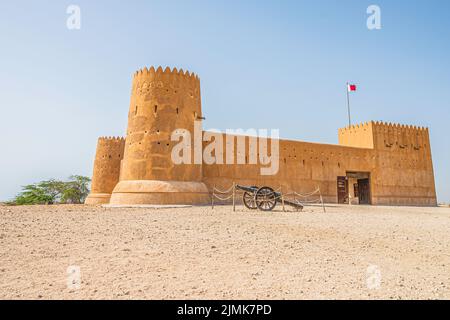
[{"xmin": 85, "ymin": 66, "xmax": 437, "ymax": 207}]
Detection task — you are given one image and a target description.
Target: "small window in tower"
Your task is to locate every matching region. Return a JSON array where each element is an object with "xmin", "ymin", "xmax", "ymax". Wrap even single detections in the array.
[
  {"xmin": 176, "ymin": 107, "xmax": 179, "ymax": 114},
  {"xmin": 154, "ymin": 105, "xmax": 158, "ymax": 113},
  {"xmin": 134, "ymin": 105, "xmax": 138, "ymax": 115}
]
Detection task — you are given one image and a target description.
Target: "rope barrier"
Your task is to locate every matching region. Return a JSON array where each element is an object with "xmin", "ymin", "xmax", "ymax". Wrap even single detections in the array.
[
  {"xmin": 211, "ymin": 183, "xmax": 326, "ymax": 213},
  {"xmin": 213, "ymin": 185, "xmax": 235, "ymax": 194},
  {"xmin": 291, "ymin": 188, "xmax": 321, "ymax": 198},
  {"xmin": 212, "ymin": 194, "xmax": 234, "ymax": 201}
]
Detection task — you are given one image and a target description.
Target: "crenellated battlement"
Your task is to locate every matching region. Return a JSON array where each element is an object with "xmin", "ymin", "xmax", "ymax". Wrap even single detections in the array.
[
  {"xmin": 339, "ymin": 120, "xmax": 431, "ymax": 152},
  {"xmin": 339, "ymin": 121, "xmax": 429, "ymax": 132},
  {"xmin": 372, "ymin": 121, "xmax": 429, "ymax": 133},
  {"xmin": 95, "ymin": 137, "xmax": 125, "ymax": 159},
  {"xmin": 338, "ymin": 121, "xmax": 375, "ymax": 149},
  {"xmin": 131, "ymin": 66, "xmax": 201, "ymax": 104},
  {"xmin": 98, "ymin": 136, "xmax": 125, "ymax": 142},
  {"xmin": 339, "ymin": 121, "xmax": 371, "ymax": 132},
  {"xmin": 132, "ymin": 66, "xmax": 200, "ymax": 82}
]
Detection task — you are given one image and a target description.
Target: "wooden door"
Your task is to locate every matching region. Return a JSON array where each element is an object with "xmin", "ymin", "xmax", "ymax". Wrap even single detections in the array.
[
  {"xmin": 357, "ymin": 178, "xmax": 371, "ymax": 204},
  {"xmin": 337, "ymin": 176, "xmax": 349, "ymax": 204}
]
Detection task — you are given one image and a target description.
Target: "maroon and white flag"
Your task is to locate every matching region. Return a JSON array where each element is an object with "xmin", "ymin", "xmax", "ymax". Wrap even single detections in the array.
[{"xmin": 347, "ymin": 84, "xmax": 357, "ymax": 92}]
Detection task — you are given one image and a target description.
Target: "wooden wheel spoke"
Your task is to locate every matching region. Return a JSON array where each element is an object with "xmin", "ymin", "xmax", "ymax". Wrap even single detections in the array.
[{"xmin": 255, "ymin": 187, "xmax": 276, "ymax": 211}]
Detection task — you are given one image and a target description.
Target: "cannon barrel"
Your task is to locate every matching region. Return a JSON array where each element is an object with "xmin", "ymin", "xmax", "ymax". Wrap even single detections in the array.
[
  {"xmin": 282, "ymin": 199, "xmax": 304, "ymax": 209},
  {"xmin": 273, "ymin": 191, "xmax": 303, "ymax": 209},
  {"xmin": 235, "ymin": 185, "xmax": 259, "ymax": 193}
]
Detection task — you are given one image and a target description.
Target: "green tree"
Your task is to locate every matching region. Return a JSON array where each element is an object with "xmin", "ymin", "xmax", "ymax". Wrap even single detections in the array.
[
  {"xmin": 11, "ymin": 180, "xmax": 61, "ymax": 205},
  {"xmin": 60, "ymin": 175, "xmax": 91, "ymax": 204},
  {"xmin": 8, "ymin": 176, "xmax": 91, "ymax": 205}
]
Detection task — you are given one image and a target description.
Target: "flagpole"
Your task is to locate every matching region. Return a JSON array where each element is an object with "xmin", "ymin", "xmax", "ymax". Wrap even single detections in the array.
[{"xmin": 346, "ymin": 82, "xmax": 352, "ymax": 126}]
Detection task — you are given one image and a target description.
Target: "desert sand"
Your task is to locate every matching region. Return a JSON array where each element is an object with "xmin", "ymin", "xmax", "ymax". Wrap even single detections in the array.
[{"xmin": 0, "ymin": 203, "xmax": 450, "ymax": 300}]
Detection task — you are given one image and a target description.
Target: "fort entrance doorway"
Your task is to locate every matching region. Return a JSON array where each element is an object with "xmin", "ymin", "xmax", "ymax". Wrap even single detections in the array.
[{"xmin": 337, "ymin": 172, "xmax": 371, "ymax": 205}]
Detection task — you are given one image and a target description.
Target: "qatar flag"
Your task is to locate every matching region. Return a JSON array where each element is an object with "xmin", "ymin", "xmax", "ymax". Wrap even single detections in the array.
[{"xmin": 347, "ymin": 84, "xmax": 357, "ymax": 92}]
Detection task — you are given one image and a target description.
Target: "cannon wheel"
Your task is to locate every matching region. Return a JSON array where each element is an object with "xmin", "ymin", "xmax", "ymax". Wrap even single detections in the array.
[
  {"xmin": 255, "ymin": 187, "xmax": 277, "ymax": 211},
  {"xmin": 243, "ymin": 186, "xmax": 258, "ymax": 210}
]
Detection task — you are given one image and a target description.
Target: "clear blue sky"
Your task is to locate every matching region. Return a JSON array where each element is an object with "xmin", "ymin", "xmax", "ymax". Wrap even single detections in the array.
[{"xmin": 1, "ymin": 0, "xmax": 449, "ymax": 202}]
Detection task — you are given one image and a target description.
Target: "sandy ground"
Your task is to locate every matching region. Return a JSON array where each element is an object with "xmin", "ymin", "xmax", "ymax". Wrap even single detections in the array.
[{"xmin": 1, "ymin": 203, "xmax": 450, "ymax": 300}]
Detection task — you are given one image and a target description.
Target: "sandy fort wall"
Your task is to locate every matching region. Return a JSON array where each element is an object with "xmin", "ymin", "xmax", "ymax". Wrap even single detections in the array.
[
  {"xmin": 202, "ymin": 121, "xmax": 437, "ymax": 206},
  {"xmin": 201, "ymin": 133, "xmax": 376, "ymax": 203},
  {"xmin": 338, "ymin": 121, "xmax": 374, "ymax": 149},
  {"xmin": 368, "ymin": 122, "xmax": 437, "ymax": 206},
  {"xmin": 85, "ymin": 66, "xmax": 437, "ymax": 207},
  {"xmin": 85, "ymin": 137, "xmax": 125, "ymax": 205},
  {"xmin": 108, "ymin": 67, "xmax": 209, "ymax": 205}
]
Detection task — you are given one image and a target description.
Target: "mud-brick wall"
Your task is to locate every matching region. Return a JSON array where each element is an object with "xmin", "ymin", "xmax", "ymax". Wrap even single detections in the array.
[
  {"xmin": 119, "ymin": 67, "xmax": 203, "ymax": 183},
  {"xmin": 202, "ymin": 122, "xmax": 437, "ymax": 206},
  {"xmin": 201, "ymin": 133, "xmax": 377, "ymax": 203},
  {"xmin": 369, "ymin": 122, "xmax": 437, "ymax": 206},
  {"xmin": 90, "ymin": 137, "xmax": 125, "ymax": 195}
]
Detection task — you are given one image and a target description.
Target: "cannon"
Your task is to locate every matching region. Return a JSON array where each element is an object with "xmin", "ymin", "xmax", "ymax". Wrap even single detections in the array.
[{"xmin": 235, "ymin": 185, "xmax": 304, "ymax": 212}]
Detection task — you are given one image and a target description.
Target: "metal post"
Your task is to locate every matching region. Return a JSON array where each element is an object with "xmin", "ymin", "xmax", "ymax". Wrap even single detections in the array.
[
  {"xmin": 212, "ymin": 184, "xmax": 215, "ymax": 209},
  {"xmin": 319, "ymin": 187, "xmax": 326, "ymax": 213},
  {"xmin": 232, "ymin": 182, "xmax": 236, "ymax": 212},
  {"xmin": 346, "ymin": 82, "xmax": 352, "ymax": 127}
]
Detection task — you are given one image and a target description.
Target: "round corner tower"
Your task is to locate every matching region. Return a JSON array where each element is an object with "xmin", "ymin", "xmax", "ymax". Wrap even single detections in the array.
[
  {"xmin": 109, "ymin": 66, "xmax": 209, "ymax": 205},
  {"xmin": 85, "ymin": 136, "xmax": 125, "ymax": 204}
]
